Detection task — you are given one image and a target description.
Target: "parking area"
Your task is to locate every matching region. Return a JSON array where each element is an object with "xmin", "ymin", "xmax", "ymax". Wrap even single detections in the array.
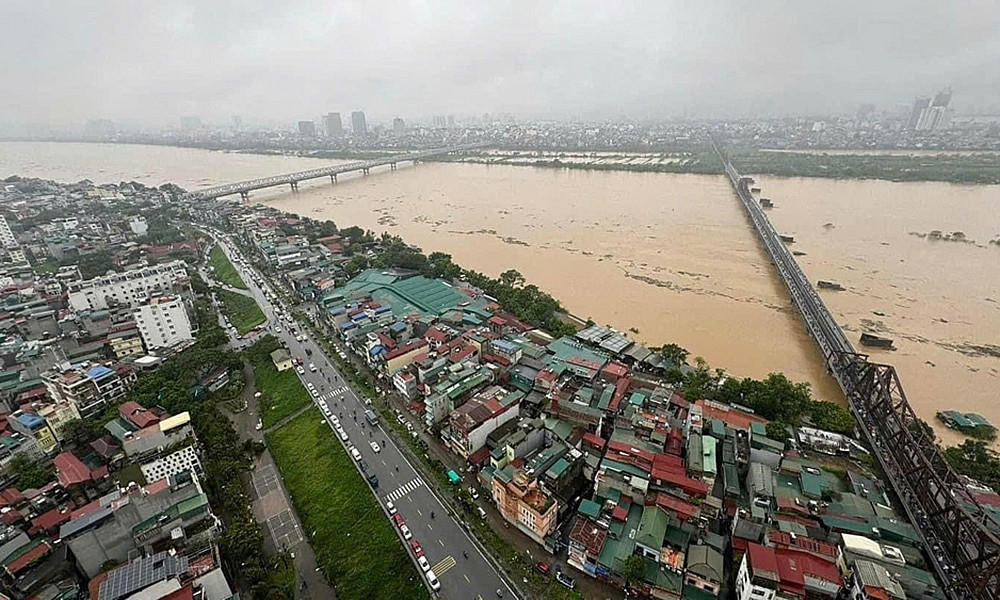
[{"xmin": 265, "ymin": 508, "xmax": 303, "ymax": 551}]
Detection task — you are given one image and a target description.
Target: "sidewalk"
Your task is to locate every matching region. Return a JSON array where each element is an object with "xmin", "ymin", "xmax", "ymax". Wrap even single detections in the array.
[{"xmin": 228, "ymin": 362, "xmax": 337, "ymax": 600}]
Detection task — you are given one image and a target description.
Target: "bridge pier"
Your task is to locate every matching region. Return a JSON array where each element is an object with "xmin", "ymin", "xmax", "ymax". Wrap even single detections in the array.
[
  {"xmin": 290, "ymin": 181, "xmax": 299, "ymax": 192},
  {"xmin": 390, "ymin": 162, "xmax": 396, "ymax": 171},
  {"xmin": 330, "ymin": 174, "xmax": 337, "ymax": 184},
  {"xmin": 240, "ymin": 191, "xmax": 249, "ymax": 203},
  {"xmin": 362, "ymin": 168, "xmax": 370, "ymax": 175}
]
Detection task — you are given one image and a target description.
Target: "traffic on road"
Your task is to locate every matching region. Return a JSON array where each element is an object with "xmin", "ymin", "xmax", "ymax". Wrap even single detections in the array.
[{"xmin": 205, "ymin": 230, "xmax": 518, "ymax": 600}]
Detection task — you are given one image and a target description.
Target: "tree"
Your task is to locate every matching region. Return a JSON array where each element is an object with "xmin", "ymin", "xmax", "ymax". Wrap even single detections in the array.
[
  {"xmin": 766, "ymin": 421, "xmax": 791, "ymax": 447},
  {"xmin": 656, "ymin": 343, "xmax": 689, "ymax": 366},
  {"xmin": 622, "ymin": 554, "xmax": 646, "ymax": 587},
  {"xmin": 10, "ymin": 454, "xmax": 56, "ymax": 490},
  {"xmin": 499, "ymin": 269, "xmax": 526, "ymax": 288},
  {"xmin": 345, "ymin": 255, "xmax": 368, "ymax": 276}
]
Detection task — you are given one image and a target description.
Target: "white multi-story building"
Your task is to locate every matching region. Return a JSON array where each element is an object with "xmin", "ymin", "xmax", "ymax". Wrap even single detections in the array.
[
  {"xmin": 68, "ymin": 260, "xmax": 188, "ymax": 311},
  {"xmin": 0, "ymin": 215, "xmax": 17, "ymax": 247},
  {"xmin": 133, "ymin": 295, "xmax": 194, "ymax": 349},
  {"xmin": 140, "ymin": 444, "xmax": 202, "ymax": 483}
]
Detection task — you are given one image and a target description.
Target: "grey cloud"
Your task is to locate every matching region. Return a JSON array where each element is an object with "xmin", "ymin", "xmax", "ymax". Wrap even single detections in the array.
[{"xmin": 2, "ymin": 0, "xmax": 999, "ymax": 127}]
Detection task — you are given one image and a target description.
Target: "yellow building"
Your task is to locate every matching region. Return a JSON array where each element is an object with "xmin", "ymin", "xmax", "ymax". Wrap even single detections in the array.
[{"xmin": 490, "ymin": 466, "xmax": 559, "ymax": 546}]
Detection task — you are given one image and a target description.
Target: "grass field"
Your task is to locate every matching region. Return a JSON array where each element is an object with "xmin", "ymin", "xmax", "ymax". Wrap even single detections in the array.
[
  {"xmin": 267, "ymin": 411, "xmax": 429, "ymax": 600},
  {"xmin": 217, "ymin": 288, "xmax": 266, "ymax": 335},
  {"xmin": 245, "ymin": 337, "xmax": 311, "ymax": 429},
  {"xmin": 208, "ymin": 244, "xmax": 248, "ymax": 289}
]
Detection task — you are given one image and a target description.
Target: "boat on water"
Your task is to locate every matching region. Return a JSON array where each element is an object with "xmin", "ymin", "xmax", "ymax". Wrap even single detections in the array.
[
  {"xmin": 817, "ymin": 280, "xmax": 845, "ymax": 291},
  {"xmin": 779, "ymin": 234, "xmax": 795, "ymax": 243},
  {"xmin": 751, "ymin": 187, "xmax": 761, "ymax": 193},
  {"xmin": 860, "ymin": 333, "xmax": 894, "ymax": 349},
  {"xmin": 760, "ymin": 198, "xmax": 773, "ymax": 208}
]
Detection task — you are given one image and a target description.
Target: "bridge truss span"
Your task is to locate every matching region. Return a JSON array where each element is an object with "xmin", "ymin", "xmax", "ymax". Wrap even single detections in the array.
[{"xmin": 718, "ymin": 144, "xmax": 1000, "ymax": 600}]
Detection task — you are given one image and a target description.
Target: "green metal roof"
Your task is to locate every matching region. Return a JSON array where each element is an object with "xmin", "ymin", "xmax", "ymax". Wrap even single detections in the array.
[
  {"xmin": 578, "ymin": 499, "xmax": 602, "ymax": 519},
  {"xmin": 635, "ymin": 506, "xmax": 669, "ymax": 551},
  {"xmin": 702, "ymin": 436, "xmax": 718, "ymax": 477}
]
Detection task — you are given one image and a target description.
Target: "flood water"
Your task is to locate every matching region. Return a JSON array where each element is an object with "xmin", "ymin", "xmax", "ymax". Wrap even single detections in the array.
[{"xmin": 2, "ymin": 141, "xmax": 998, "ymax": 444}]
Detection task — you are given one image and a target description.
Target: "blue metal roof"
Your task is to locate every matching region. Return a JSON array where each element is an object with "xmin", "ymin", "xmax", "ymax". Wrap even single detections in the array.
[
  {"xmin": 16, "ymin": 413, "xmax": 46, "ymax": 429},
  {"xmin": 341, "ymin": 321, "xmax": 357, "ymax": 330},
  {"xmin": 375, "ymin": 305, "xmax": 393, "ymax": 314},
  {"xmin": 389, "ymin": 322, "xmax": 407, "ymax": 332},
  {"xmin": 369, "ymin": 345, "xmax": 385, "ymax": 357},
  {"xmin": 87, "ymin": 365, "xmax": 114, "ymax": 380}
]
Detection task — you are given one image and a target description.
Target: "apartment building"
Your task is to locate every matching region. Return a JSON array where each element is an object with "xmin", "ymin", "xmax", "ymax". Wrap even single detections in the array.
[
  {"xmin": 132, "ymin": 295, "xmax": 194, "ymax": 349},
  {"xmin": 67, "ymin": 260, "xmax": 188, "ymax": 311},
  {"xmin": 43, "ymin": 363, "xmax": 136, "ymax": 418},
  {"xmin": 491, "ymin": 466, "xmax": 559, "ymax": 546}
]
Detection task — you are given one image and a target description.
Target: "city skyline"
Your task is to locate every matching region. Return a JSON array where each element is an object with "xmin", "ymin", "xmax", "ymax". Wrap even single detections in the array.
[{"xmin": 3, "ymin": 1, "xmax": 1000, "ymax": 131}]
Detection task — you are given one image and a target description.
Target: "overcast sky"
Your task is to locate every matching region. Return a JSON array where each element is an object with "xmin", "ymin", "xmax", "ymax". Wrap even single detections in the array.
[{"xmin": 3, "ymin": 0, "xmax": 999, "ymax": 128}]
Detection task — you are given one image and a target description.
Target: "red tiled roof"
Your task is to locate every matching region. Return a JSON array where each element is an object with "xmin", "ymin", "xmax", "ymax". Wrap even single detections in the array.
[
  {"xmin": 608, "ymin": 377, "xmax": 630, "ymax": 412},
  {"xmin": 424, "ymin": 327, "xmax": 449, "ymax": 342},
  {"xmin": 384, "ymin": 339, "xmax": 427, "ymax": 361},
  {"xmin": 0, "ymin": 486, "xmax": 25, "ymax": 506},
  {"xmin": 4, "ymin": 540, "xmax": 50, "ymax": 575},
  {"xmin": 696, "ymin": 399, "xmax": 768, "ymax": 430},
  {"xmin": 655, "ymin": 493, "xmax": 700, "ymax": 521},
  {"xmin": 468, "ymin": 445, "xmax": 491, "ymax": 466},
  {"xmin": 650, "ymin": 467, "xmax": 709, "ymax": 497},
  {"xmin": 29, "ymin": 505, "xmax": 73, "ymax": 534},
  {"xmin": 581, "ymin": 432, "xmax": 606, "ymax": 452},
  {"xmin": 569, "ymin": 517, "xmax": 608, "ymax": 555},
  {"xmin": 600, "ymin": 361, "xmax": 629, "ymax": 379},
  {"xmin": 54, "ymin": 452, "xmax": 92, "ymax": 488},
  {"xmin": 775, "ymin": 548, "xmax": 842, "ymax": 587},
  {"xmin": 747, "ymin": 543, "xmax": 780, "ymax": 579},
  {"xmin": 769, "ymin": 530, "xmax": 838, "ymax": 559}
]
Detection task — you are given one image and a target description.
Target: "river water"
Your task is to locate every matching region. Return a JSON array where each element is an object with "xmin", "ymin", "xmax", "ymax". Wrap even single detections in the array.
[{"xmin": 2, "ymin": 141, "xmax": 998, "ymax": 445}]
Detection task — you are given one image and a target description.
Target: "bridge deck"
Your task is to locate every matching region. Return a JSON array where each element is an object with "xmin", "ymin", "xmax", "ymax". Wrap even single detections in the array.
[
  {"xmin": 719, "ymin": 147, "xmax": 999, "ymax": 600},
  {"xmin": 181, "ymin": 142, "xmax": 486, "ymax": 201}
]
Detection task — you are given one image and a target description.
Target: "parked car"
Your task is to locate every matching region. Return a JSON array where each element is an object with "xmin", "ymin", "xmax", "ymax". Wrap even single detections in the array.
[
  {"xmin": 535, "ymin": 562, "xmax": 550, "ymax": 575},
  {"xmin": 393, "ymin": 514, "xmax": 405, "ymax": 527},
  {"xmin": 350, "ymin": 447, "xmax": 362, "ymax": 461},
  {"xmin": 468, "ymin": 486, "xmax": 479, "ymax": 500},
  {"xmin": 477, "ymin": 507, "xmax": 487, "ymax": 520},
  {"xmin": 555, "ymin": 572, "xmax": 576, "ymax": 589},
  {"xmin": 400, "ymin": 525, "xmax": 412, "ymax": 540},
  {"xmin": 417, "ymin": 556, "xmax": 430, "ymax": 572},
  {"xmin": 297, "ymin": 366, "xmax": 305, "ymax": 374},
  {"xmin": 386, "ymin": 501, "xmax": 397, "ymax": 516},
  {"xmin": 255, "ymin": 420, "xmax": 262, "ymax": 431},
  {"xmin": 409, "ymin": 540, "xmax": 423, "ymax": 556},
  {"xmin": 425, "ymin": 570, "xmax": 441, "ymax": 592}
]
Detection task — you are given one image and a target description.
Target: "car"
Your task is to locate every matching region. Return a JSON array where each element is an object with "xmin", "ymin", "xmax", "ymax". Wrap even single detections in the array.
[
  {"xmin": 323, "ymin": 407, "xmax": 331, "ymax": 416},
  {"xmin": 331, "ymin": 416, "xmax": 340, "ymax": 427},
  {"xmin": 358, "ymin": 460, "xmax": 369, "ymax": 472},
  {"xmin": 477, "ymin": 507, "xmax": 487, "ymax": 520},
  {"xmin": 400, "ymin": 525, "xmax": 412, "ymax": 540},
  {"xmin": 535, "ymin": 562, "xmax": 550, "ymax": 575},
  {"xmin": 425, "ymin": 570, "xmax": 441, "ymax": 592},
  {"xmin": 468, "ymin": 486, "xmax": 480, "ymax": 500},
  {"xmin": 309, "ymin": 363, "xmax": 317, "ymax": 372},
  {"xmin": 367, "ymin": 473, "xmax": 379, "ymax": 488},
  {"xmin": 370, "ymin": 441, "xmax": 381, "ymax": 453},
  {"xmin": 396, "ymin": 414, "xmax": 406, "ymax": 425},
  {"xmin": 255, "ymin": 420, "xmax": 262, "ymax": 431},
  {"xmin": 409, "ymin": 539, "xmax": 422, "ymax": 556},
  {"xmin": 338, "ymin": 429, "xmax": 348, "ymax": 442},
  {"xmin": 296, "ymin": 356, "xmax": 304, "ymax": 365},
  {"xmin": 350, "ymin": 447, "xmax": 362, "ymax": 461},
  {"xmin": 310, "ymin": 389, "xmax": 319, "ymax": 398},
  {"xmin": 417, "ymin": 556, "xmax": 430, "ymax": 572},
  {"xmin": 555, "ymin": 572, "xmax": 576, "ymax": 590},
  {"xmin": 274, "ymin": 327, "xmax": 282, "ymax": 333},
  {"xmin": 393, "ymin": 514, "xmax": 405, "ymax": 527},
  {"xmin": 296, "ymin": 366, "xmax": 305, "ymax": 374},
  {"xmin": 386, "ymin": 501, "xmax": 397, "ymax": 516}
]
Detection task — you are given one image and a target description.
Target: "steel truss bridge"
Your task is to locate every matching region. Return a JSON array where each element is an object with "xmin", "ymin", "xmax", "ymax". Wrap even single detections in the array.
[
  {"xmin": 718, "ymin": 145, "xmax": 1000, "ymax": 599},
  {"xmin": 180, "ymin": 142, "xmax": 487, "ymax": 202}
]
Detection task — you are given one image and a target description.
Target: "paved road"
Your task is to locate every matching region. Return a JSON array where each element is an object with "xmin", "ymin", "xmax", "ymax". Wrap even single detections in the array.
[{"xmin": 206, "ymin": 229, "xmax": 518, "ymax": 600}]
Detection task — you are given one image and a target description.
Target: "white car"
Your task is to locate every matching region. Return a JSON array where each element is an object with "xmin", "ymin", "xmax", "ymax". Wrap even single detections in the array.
[
  {"xmin": 386, "ymin": 501, "xmax": 397, "ymax": 516},
  {"xmin": 274, "ymin": 327, "xmax": 282, "ymax": 333},
  {"xmin": 309, "ymin": 363, "xmax": 317, "ymax": 372},
  {"xmin": 370, "ymin": 441, "xmax": 381, "ymax": 453},
  {"xmin": 255, "ymin": 420, "xmax": 262, "ymax": 431},
  {"xmin": 350, "ymin": 447, "xmax": 362, "ymax": 461},
  {"xmin": 425, "ymin": 570, "xmax": 441, "ymax": 592},
  {"xmin": 310, "ymin": 389, "xmax": 319, "ymax": 398},
  {"xmin": 400, "ymin": 525, "xmax": 412, "ymax": 540},
  {"xmin": 331, "ymin": 416, "xmax": 340, "ymax": 427},
  {"xmin": 417, "ymin": 556, "xmax": 430, "ymax": 572}
]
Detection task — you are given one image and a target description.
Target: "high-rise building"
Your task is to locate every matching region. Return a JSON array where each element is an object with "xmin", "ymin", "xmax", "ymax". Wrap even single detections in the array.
[
  {"xmin": 447, "ymin": 115, "xmax": 455, "ymax": 128},
  {"xmin": 0, "ymin": 215, "xmax": 17, "ymax": 248},
  {"xmin": 324, "ymin": 112, "xmax": 343, "ymax": 137},
  {"xmin": 133, "ymin": 295, "xmax": 194, "ymax": 350},
  {"xmin": 180, "ymin": 116, "xmax": 202, "ymax": 131},
  {"xmin": 392, "ymin": 117, "xmax": 406, "ymax": 135},
  {"xmin": 298, "ymin": 120, "xmax": 316, "ymax": 136},
  {"xmin": 67, "ymin": 260, "xmax": 189, "ymax": 312},
  {"xmin": 909, "ymin": 87, "xmax": 953, "ymax": 131},
  {"xmin": 351, "ymin": 111, "xmax": 367, "ymax": 136}
]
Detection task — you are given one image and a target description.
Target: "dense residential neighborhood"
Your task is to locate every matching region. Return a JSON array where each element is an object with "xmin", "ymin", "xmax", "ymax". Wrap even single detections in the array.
[{"xmin": 0, "ymin": 173, "xmax": 995, "ymax": 600}]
